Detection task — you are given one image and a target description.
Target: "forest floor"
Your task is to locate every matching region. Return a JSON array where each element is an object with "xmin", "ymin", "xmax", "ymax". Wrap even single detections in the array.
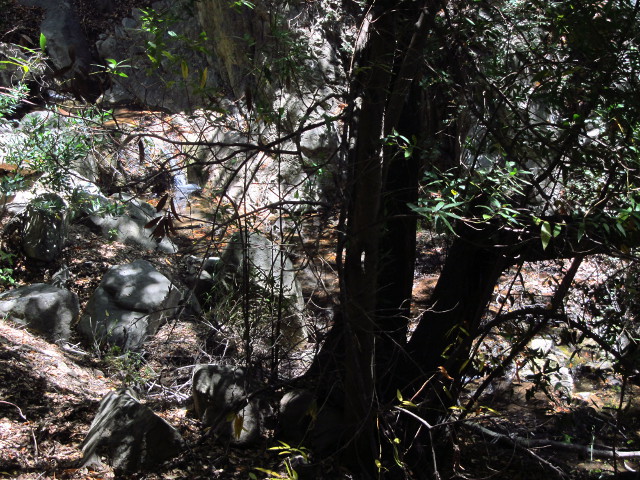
[
  {"xmin": 0, "ymin": 212, "xmax": 638, "ymax": 479},
  {"xmin": 0, "ymin": 211, "xmax": 343, "ymax": 480}
]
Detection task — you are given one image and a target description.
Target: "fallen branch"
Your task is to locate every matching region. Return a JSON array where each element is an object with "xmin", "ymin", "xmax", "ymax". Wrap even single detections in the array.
[
  {"xmin": 395, "ymin": 407, "xmax": 566, "ymax": 478},
  {"xmin": 463, "ymin": 422, "xmax": 640, "ymax": 460}
]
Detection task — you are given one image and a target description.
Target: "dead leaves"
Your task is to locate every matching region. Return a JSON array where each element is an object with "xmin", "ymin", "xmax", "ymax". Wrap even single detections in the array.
[{"xmin": 144, "ymin": 194, "xmax": 182, "ymax": 240}]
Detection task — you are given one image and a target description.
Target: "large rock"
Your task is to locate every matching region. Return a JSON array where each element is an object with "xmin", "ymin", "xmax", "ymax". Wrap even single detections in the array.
[
  {"xmin": 217, "ymin": 231, "xmax": 306, "ymax": 347},
  {"xmin": 21, "ymin": 193, "xmax": 69, "ymax": 263},
  {"xmin": 192, "ymin": 364, "xmax": 263, "ymax": 446},
  {"xmin": 16, "ymin": 0, "xmax": 97, "ymax": 98},
  {"xmin": 0, "ymin": 43, "xmax": 47, "ymax": 88},
  {"xmin": 85, "ymin": 195, "xmax": 177, "ymax": 253},
  {"xmin": 0, "ymin": 283, "xmax": 79, "ymax": 342},
  {"xmin": 95, "ymin": 1, "xmax": 220, "ymax": 111},
  {"xmin": 78, "ymin": 259, "xmax": 182, "ymax": 351},
  {"xmin": 278, "ymin": 389, "xmax": 343, "ymax": 456},
  {"xmin": 81, "ymin": 388, "xmax": 184, "ymax": 472},
  {"xmin": 195, "ymin": 0, "xmax": 268, "ymax": 99},
  {"xmin": 184, "ymin": 255, "xmax": 221, "ymax": 307}
]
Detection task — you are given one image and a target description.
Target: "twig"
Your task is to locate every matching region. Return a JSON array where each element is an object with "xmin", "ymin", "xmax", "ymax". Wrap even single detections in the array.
[
  {"xmin": 395, "ymin": 407, "xmax": 441, "ymax": 480},
  {"xmin": 0, "ymin": 400, "xmax": 27, "ymax": 421},
  {"xmin": 0, "ymin": 400, "xmax": 38, "ymax": 457}
]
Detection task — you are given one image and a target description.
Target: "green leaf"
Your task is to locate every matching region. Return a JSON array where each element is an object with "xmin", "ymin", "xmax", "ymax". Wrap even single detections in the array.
[
  {"xmin": 254, "ymin": 467, "xmax": 284, "ymax": 478},
  {"xmin": 181, "ymin": 60, "xmax": 189, "ymax": 80},
  {"xmin": 439, "ymin": 215, "xmax": 455, "ymax": 234},
  {"xmin": 541, "ymin": 221, "xmax": 552, "ymax": 250},
  {"xmin": 39, "ymin": 33, "xmax": 47, "ymax": 52},
  {"xmin": 200, "ymin": 67, "xmax": 208, "ymax": 88}
]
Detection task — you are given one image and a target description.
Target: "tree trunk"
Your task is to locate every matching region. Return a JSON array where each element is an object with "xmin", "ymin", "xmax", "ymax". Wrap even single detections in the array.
[
  {"xmin": 374, "ymin": 81, "xmax": 422, "ymax": 400},
  {"xmin": 406, "ymin": 232, "xmax": 510, "ymax": 392},
  {"xmin": 339, "ymin": 3, "xmax": 396, "ymax": 474}
]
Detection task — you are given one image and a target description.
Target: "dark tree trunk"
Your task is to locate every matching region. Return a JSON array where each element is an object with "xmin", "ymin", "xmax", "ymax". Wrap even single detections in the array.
[
  {"xmin": 406, "ymin": 233, "xmax": 509, "ymax": 388},
  {"xmin": 339, "ymin": 2, "xmax": 397, "ymax": 473},
  {"xmin": 374, "ymin": 82, "xmax": 422, "ymax": 400}
]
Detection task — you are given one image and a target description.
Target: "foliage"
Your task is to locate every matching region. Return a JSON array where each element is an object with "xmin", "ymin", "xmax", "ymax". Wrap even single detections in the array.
[
  {"xmin": 101, "ymin": 58, "xmax": 131, "ymax": 78},
  {"xmin": 0, "ymin": 83, "xmax": 28, "ymax": 119},
  {"xmin": 410, "ymin": 0, "xmax": 640, "ymax": 253},
  {"xmin": 103, "ymin": 346, "xmax": 155, "ymax": 389},
  {"xmin": 261, "ymin": 13, "xmax": 315, "ymax": 91},
  {"xmin": 0, "ymin": 249, "xmax": 16, "ymax": 286},
  {"xmin": 410, "ymin": 160, "xmax": 530, "ymax": 234},
  {"xmin": 0, "ymin": 43, "xmax": 47, "ymax": 80},
  {"xmin": 0, "ymin": 83, "xmax": 109, "ymax": 196},
  {"xmin": 229, "ymin": 0, "xmax": 255, "ymax": 10},
  {"xmin": 137, "ymin": 5, "xmax": 211, "ymax": 93},
  {"xmin": 252, "ymin": 442, "xmax": 309, "ymax": 480},
  {"xmin": 2, "ymin": 111, "xmax": 92, "ymax": 192},
  {"xmin": 69, "ymin": 190, "xmax": 125, "ymax": 219}
]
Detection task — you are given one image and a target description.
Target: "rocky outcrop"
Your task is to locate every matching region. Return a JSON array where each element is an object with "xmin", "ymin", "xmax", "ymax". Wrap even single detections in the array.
[
  {"xmin": 81, "ymin": 388, "xmax": 184, "ymax": 472},
  {"xmin": 0, "ymin": 43, "xmax": 47, "ymax": 88},
  {"xmin": 194, "ymin": 0, "xmax": 268, "ymax": 99},
  {"xmin": 77, "ymin": 259, "xmax": 182, "ymax": 351},
  {"xmin": 0, "ymin": 283, "xmax": 79, "ymax": 342},
  {"xmin": 16, "ymin": 0, "xmax": 97, "ymax": 98},
  {"xmin": 95, "ymin": 1, "xmax": 219, "ymax": 111},
  {"xmin": 192, "ymin": 364, "xmax": 263, "ymax": 446}
]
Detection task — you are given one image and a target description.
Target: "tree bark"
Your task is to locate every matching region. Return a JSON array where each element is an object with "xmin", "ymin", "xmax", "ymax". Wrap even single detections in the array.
[
  {"xmin": 406, "ymin": 231, "xmax": 509, "ymax": 389},
  {"xmin": 339, "ymin": 2, "xmax": 396, "ymax": 473}
]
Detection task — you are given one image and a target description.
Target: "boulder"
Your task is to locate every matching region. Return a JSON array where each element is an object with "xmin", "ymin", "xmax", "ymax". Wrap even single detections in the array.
[
  {"xmin": 78, "ymin": 259, "xmax": 182, "ymax": 351},
  {"xmin": 81, "ymin": 388, "xmax": 184, "ymax": 472},
  {"xmin": 85, "ymin": 195, "xmax": 177, "ymax": 253},
  {"xmin": 194, "ymin": 0, "xmax": 267, "ymax": 99},
  {"xmin": 0, "ymin": 43, "xmax": 46, "ymax": 88},
  {"xmin": 95, "ymin": 1, "xmax": 220, "ymax": 110},
  {"xmin": 217, "ymin": 231, "xmax": 306, "ymax": 347},
  {"xmin": 192, "ymin": 364, "xmax": 262, "ymax": 446},
  {"xmin": 0, "ymin": 283, "xmax": 79, "ymax": 341},
  {"xmin": 184, "ymin": 255, "xmax": 221, "ymax": 306},
  {"xmin": 278, "ymin": 389, "xmax": 343, "ymax": 456},
  {"xmin": 299, "ymin": 121, "xmax": 340, "ymax": 163},
  {"xmin": 16, "ymin": 0, "xmax": 97, "ymax": 98},
  {"xmin": 21, "ymin": 193, "xmax": 69, "ymax": 263}
]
